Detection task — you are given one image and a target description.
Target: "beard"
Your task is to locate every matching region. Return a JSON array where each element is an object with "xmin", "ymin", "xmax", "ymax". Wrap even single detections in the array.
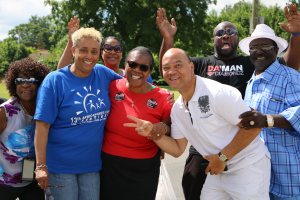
[{"xmin": 214, "ymin": 42, "xmax": 238, "ymax": 58}]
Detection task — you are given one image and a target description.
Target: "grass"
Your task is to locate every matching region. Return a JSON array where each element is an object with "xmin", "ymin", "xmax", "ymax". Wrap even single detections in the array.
[
  {"xmin": 0, "ymin": 83, "xmax": 10, "ymax": 100},
  {"xmin": 0, "ymin": 82, "xmax": 179, "ymax": 101},
  {"xmin": 159, "ymin": 85, "xmax": 180, "ymax": 100}
]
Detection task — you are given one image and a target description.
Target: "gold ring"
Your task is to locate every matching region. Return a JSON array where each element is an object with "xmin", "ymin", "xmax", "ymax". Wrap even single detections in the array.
[
  {"xmin": 157, "ymin": 134, "xmax": 160, "ymax": 137},
  {"xmin": 250, "ymin": 121, "xmax": 255, "ymax": 126}
]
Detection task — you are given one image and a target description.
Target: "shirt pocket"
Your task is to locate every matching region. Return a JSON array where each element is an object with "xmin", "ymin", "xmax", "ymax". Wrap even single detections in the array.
[{"xmin": 261, "ymin": 93, "xmax": 285, "ymax": 114}]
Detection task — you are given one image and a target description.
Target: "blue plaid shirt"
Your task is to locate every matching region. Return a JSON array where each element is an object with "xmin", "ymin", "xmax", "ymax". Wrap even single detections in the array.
[{"xmin": 244, "ymin": 60, "xmax": 300, "ymax": 198}]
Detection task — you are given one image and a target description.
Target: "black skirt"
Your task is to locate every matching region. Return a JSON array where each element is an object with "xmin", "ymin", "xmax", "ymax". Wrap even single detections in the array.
[{"xmin": 100, "ymin": 149, "xmax": 161, "ymax": 200}]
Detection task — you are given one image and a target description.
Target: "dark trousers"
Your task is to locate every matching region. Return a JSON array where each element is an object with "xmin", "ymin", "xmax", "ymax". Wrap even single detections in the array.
[
  {"xmin": 0, "ymin": 180, "xmax": 44, "ymax": 200},
  {"xmin": 182, "ymin": 153, "xmax": 209, "ymax": 200}
]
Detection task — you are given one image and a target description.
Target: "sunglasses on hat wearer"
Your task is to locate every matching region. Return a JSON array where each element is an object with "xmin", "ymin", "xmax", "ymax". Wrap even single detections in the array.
[
  {"xmin": 215, "ymin": 29, "xmax": 237, "ymax": 37},
  {"xmin": 15, "ymin": 78, "xmax": 39, "ymax": 85},
  {"xmin": 103, "ymin": 44, "xmax": 123, "ymax": 53},
  {"xmin": 127, "ymin": 61, "xmax": 149, "ymax": 72},
  {"xmin": 249, "ymin": 45, "xmax": 276, "ymax": 52}
]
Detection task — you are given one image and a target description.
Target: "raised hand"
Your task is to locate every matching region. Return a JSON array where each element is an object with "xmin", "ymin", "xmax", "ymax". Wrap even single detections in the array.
[
  {"xmin": 124, "ymin": 115, "xmax": 153, "ymax": 137},
  {"xmin": 156, "ymin": 8, "xmax": 177, "ymax": 38},
  {"xmin": 279, "ymin": 4, "xmax": 300, "ymax": 34},
  {"xmin": 68, "ymin": 16, "xmax": 80, "ymax": 41}
]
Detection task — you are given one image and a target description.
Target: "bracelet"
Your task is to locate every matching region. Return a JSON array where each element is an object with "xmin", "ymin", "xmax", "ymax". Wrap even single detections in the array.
[
  {"xmin": 292, "ymin": 32, "xmax": 300, "ymax": 36},
  {"xmin": 160, "ymin": 122, "xmax": 168, "ymax": 134},
  {"xmin": 35, "ymin": 164, "xmax": 48, "ymax": 173}
]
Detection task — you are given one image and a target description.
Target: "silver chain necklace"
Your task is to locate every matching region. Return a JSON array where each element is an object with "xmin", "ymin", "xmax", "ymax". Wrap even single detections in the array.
[{"xmin": 128, "ymin": 91, "xmax": 142, "ymax": 107}]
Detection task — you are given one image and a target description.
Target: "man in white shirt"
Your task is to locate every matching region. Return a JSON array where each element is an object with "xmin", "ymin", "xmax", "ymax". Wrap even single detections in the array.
[{"xmin": 130, "ymin": 48, "xmax": 271, "ymax": 199}]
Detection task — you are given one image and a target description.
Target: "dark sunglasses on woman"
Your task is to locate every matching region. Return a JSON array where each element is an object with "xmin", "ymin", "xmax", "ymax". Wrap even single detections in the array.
[
  {"xmin": 215, "ymin": 29, "xmax": 237, "ymax": 37},
  {"xmin": 15, "ymin": 78, "xmax": 39, "ymax": 85},
  {"xmin": 127, "ymin": 61, "xmax": 149, "ymax": 72},
  {"xmin": 103, "ymin": 44, "xmax": 123, "ymax": 53}
]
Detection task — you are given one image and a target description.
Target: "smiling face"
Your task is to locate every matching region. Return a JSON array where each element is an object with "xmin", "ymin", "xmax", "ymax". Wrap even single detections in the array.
[
  {"xmin": 125, "ymin": 50, "xmax": 152, "ymax": 93},
  {"xmin": 71, "ymin": 37, "xmax": 100, "ymax": 78},
  {"xmin": 213, "ymin": 22, "xmax": 239, "ymax": 60},
  {"xmin": 101, "ymin": 38, "xmax": 122, "ymax": 69},
  {"xmin": 249, "ymin": 38, "xmax": 278, "ymax": 75},
  {"xmin": 162, "ymin": 48, "xmax": 194, "ymax": 93},
  {"xmin": 16, "ymin": 74, "xmax": 38, "ymax": 103}
]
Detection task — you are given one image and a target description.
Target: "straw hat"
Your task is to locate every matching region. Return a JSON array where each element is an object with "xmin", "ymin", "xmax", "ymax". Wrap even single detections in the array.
[{"xmin": 239, "ymin": 24, "xmax": 288, "ymax": 55}]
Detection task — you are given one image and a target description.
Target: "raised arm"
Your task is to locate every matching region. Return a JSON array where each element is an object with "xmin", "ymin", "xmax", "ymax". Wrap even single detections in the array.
[
  {"xmin": 279, "ymin": 4, "xmax": 300, "ymax": 71},
  {"xmin": 57, "ymin": 16, "xmax": 80, "ymax": 70},
  {"xmin": 156, "ymin": 8, "xmax": 177, "ymax": 76}
]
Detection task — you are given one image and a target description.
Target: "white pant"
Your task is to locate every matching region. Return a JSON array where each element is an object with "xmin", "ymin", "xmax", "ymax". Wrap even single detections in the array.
[{"xmin": 201, "ymin": 154, "xmax": 271, "ymax": 200}]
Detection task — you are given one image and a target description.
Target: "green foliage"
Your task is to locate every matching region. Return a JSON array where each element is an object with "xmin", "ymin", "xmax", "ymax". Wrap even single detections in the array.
[
  {"xmin": 207, "ymin": 0, "xmax": 291, "ymax": 53},
  {"xmin": 44, "ymin": 0, "xmax": 216, "ymax": 83},
  {"xmin": 26, "ymin": 46, "xmax": 39, "ymax": 54},
  {"xmin": 0, "ymin": 83, "xmax": 10, "ymax": 99},
  {"xmin": 289, "ymin": 0, "xmax": 299, "ymax": 7},
  {"xmin": 9, "ymin": 15, "xmax": 57, "ymax": 50},
  {"xmin": 0, "ymin": 39, "xmax": 29, "ymax": 75},
  {"xmin": 39, "ymin": 34, "xmax": 69, "ymax": 71}
]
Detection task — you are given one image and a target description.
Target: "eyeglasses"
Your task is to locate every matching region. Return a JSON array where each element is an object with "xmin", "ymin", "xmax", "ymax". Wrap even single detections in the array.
[
  {"xmin": 127, "ymin": 61, "xmax": 149, "ymax": 72},
  {"xmin": 103, "ymin": 44, "xmax": 123, "ymax": 53},
  {"xmin": 215, "ymin": 29, "xmax": 236, "ymax": 37},
  {"xmin": 249, "ymin": 45, "xmax": 276, "ymax": 52},
  {"xmin": 45, "ymin": 185, "xmax": 65, "ymax": 200},
  {"xmin": 15, "ymin": 78, "xmax": 38, "ymax": 85}
]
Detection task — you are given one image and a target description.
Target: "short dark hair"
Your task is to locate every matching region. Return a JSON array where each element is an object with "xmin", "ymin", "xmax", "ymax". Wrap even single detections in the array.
[
  {"xmin": 185, "ymin": 51, "xmax": 192, "ymax": 62},
  {"xmin": 5, "ymin": 58, "xmax": 50, "ymax": 97},
  {"xmin": 125, "ymin": 46, "xmax": 154, "ymax": 70},
  {"xmin": 100, "ymin": 36, "xmax": 123, "ymax": 63}
]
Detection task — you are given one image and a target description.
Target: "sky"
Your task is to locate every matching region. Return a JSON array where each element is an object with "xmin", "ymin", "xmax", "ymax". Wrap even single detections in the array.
[{"xmin": 0, "ymin": 0, "xmax": 291, "ymax": 41}]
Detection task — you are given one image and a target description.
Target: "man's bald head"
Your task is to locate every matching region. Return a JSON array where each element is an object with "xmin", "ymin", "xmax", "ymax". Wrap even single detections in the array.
[{"xmin": 162, "ymin": 48, "xmax": 195, "ymax": 92}]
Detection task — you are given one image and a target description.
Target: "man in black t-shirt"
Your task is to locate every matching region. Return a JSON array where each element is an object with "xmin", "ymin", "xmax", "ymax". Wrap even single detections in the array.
[{"xmin": 157, "ymin": 5, "xmax": 300, "ymax": 200}]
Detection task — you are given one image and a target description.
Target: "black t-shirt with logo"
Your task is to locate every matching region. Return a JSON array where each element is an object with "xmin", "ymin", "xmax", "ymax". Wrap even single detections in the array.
[{"xmin": 189, "ymin": 55, "xmax": 285, "ymax": 155}]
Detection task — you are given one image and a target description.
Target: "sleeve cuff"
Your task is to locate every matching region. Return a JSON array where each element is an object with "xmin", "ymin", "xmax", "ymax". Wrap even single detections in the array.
[{"xmin": 280, "ymin": 106, "xmax": 300, "ymax": 133}]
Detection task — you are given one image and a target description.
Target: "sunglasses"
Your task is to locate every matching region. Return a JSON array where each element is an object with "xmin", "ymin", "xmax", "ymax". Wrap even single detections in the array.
[
  {"xmin": 127, "ymin": 61, "xmax": 149, "ymax": 72},
  {"xmin": 15, "ymin": 78, "xmax": 38, "ymax": 85},
  {"xmin": 215, "ymin": 29, "xmax": 236, "ymax": 37},
  {"xmin": 249, "ymin": 45, "xmax": 276, "ymax": 52},
  {"xmin": 103, "ymin": 44, "xmax": 123, "ymax": 53}
]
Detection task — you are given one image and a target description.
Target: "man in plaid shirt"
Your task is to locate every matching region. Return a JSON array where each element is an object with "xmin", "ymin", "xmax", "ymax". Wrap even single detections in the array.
[{"xmin": 239, "ymin": 24, "xmax": 300, "ymax": 200}]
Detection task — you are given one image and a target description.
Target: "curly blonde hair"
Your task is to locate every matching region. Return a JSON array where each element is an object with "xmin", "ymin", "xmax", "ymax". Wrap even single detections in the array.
[{"xmin": 72, "ymin": 27, "xmax": 102, "ymax": 47}]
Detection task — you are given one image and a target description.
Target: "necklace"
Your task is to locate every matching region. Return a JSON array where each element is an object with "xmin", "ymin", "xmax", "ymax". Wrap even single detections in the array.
[
  {"xmin": 20, "ymin": 100, "xmax": 30, "ymax": 116},
  {"xmin": 128, "ymin": 91, "xmax": 142, "ymax": 107}
]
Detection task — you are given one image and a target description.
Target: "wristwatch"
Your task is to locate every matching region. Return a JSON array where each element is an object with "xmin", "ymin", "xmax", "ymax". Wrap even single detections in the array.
[
  {"xmin": 218, "ymin": 152, "xmax": 229, "ymax": 162},
  {"xmin": 266, "ymin": 114, "xmax": 274, "ymax": 128}
]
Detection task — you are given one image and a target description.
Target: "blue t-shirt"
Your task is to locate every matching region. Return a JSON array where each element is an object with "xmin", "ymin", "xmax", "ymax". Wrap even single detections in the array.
[
  {"xmin": 34, "ymin": 64, "xmax": 122, "ymax": 174},
  {"xmin": 146, "ymin": 75, "xmax": 153, "ymax": 84}
]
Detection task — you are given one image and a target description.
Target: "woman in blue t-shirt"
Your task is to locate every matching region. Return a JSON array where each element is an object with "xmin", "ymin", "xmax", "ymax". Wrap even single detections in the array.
[{"xmin": 34, "ymin": 27, "xmax": 122, "ymax": 200}]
